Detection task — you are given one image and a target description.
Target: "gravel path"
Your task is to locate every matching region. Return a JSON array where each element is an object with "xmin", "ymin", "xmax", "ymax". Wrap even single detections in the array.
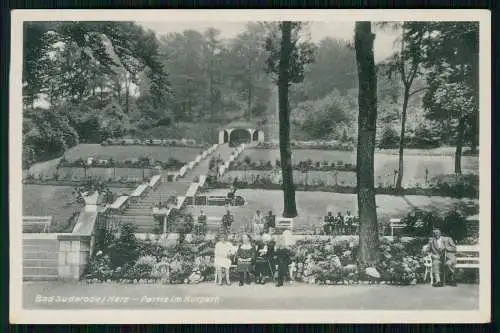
[{"xmin": 23, "ymin": 281, "xmax": 479, "ymax": 310}]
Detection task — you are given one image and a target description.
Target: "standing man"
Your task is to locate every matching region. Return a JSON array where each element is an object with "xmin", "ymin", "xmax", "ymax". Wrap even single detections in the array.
[
  {"xmin": 344, "ymin": 210, "xmax": 354, "ymax": 234},
  {"xmin": 221, "ymin": 209, "xmax": 234, "ymax": 235},
  {"xmin": 324, "ymin": 211, "xmax": 335, "ymax": 235},
  {"xmin": 197, "ymin": 210, "xmax": 207, "ymax": 235},
  {"xmin": 423, "ymin": 228, "xmax": 457, "ymax": 287},
  {"xmin": 274, "ymin": 236, "xmax": 292, "ymax": 287},
  {"xmin": 265, "ymin": 210, "xmax": 276, "ymax": 234},
  {"xmin": 335, "ymin": 212, "xmax": 345, "ymax": 235}
]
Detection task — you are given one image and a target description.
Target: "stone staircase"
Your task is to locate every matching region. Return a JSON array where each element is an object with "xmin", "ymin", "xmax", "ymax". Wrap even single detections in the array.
[
  {"xmin": 23, "ymin": 238, "xmax": 59, "ymax": 281},
  {"xmin": 109, "ymin": 144, "xmax": 235, "ymax": 233}
]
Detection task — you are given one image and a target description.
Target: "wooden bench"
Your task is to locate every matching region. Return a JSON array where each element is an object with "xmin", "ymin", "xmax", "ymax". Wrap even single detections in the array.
[
  {"xmin": 23, "ymin": 216, "xmax": 52, "ymax": 233},
  {"xmin": 276, "ymin": 217, "xmax": 294, "ymax": 232},
  {"xmin": 389, "ymin": 218, "xmax": 405, "ymax": 237},
  {"xmin": 456, "ymin": 245, "xmax": 480, "ymax": 269},
  {"xmin": 207, "ymin": 216, "xmax": 223, "ymax": 232},
  {"xmin": 207, "ymin": 196, "xmax": 227, "ymax": 206},
  {"xmin": 423, "ymin": 244, "xmax": 479, "ymax": 284}
]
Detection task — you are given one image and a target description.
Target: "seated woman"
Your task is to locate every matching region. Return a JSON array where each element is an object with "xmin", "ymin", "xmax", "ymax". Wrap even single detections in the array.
[
  {"xmin": 235, "ymin": 234, "xmax": 256, "ymax": 286},
  {"xmin": 214, "ymin": 234, "xmax": 234, "ymax": 286}
]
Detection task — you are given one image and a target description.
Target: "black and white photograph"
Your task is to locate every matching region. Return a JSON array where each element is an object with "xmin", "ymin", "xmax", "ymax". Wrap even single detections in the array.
[{"xmin": 10, "ymin": 10, "xmax": 491, "ymax": 324}]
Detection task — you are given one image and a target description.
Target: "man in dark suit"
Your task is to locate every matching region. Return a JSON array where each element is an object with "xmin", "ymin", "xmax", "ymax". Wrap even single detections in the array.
[
  {"xmin": 274, "ymin": 237, "xmax": 291, "ymax": 287},
  {"xmin": 265, "ymin": 210, "xmax": 276, "ymax": 234},
  {"xmin": 221, "ymin": 210, "xmax": 234, "ymax": 235},
  {"xmin": 335, "ymin": 212, "xmax": 345, "ymax": 235},
  {"xmin": 197, "ymin": 210, "xmax": 207, "ymax": 235},
  {"xmin": 324, "ymin": 211, "xmax": 335, "ymax": 235},
  {"xmin": 423, "ymin": 228, "xmax": 457, "ymax": 287}
]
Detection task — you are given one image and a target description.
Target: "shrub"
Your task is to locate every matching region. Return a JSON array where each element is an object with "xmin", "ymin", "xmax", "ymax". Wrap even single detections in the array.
[
  {"xmin": 441, "ymin": 211, "xmax": 468, "ymax": 243},
  {"xmin": 378, "ymin": 126, "xmax": 399, "ymax": 149},
  {"xmin": 406, "ymin": 124, "xmax": 441, "ymax": 149},
  {"xmin": 106, "ymin": 223, "xmax": 140, "ymax": 269},
  {"xmin": 401, "ymin": 209, "xmax": 442, "ymax": 238}
]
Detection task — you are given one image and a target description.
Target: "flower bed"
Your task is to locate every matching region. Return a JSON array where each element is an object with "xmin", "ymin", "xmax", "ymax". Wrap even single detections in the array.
[
  {"xmin": 229, "ymin": 157, "xmax": 356, "ymax": 172},
  {"xmin": 59, "ymin": 156, "xmax": 185, "ymax": 170},
  {"xmin": 101, "ymin": 138, "xmax": 208, "ymax": 148},
  {"xmin": 255, "ymin": 141, "xmax": 354, "ymax": 151},
  {"xmin": 86, "ymin": 223, "xmax": 478, "ymax": 285}
]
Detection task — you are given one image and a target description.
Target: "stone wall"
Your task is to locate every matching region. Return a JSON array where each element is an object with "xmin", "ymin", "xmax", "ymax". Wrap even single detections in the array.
[{"xmin": 23, "ymin": 233, "xmax": 93, "ymax": 282}]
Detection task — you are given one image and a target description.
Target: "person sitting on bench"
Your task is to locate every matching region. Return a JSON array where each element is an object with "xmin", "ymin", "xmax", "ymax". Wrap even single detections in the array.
[
  {"xmin": 423, "ymin": 228, "xmax": 457, "ymax": 287},
  {"xmin": 227, "ymin": 185, "xmax": 237, "ymax": 202}
]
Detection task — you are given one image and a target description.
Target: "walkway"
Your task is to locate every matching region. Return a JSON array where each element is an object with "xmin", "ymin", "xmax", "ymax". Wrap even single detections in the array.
[
  {"xmin": 23, "ymin": 281, "xmax": 478, "ymax": 310},
  {"xmin": 109, "ymin": 144, "xmax": 234, "ymax": 233}
]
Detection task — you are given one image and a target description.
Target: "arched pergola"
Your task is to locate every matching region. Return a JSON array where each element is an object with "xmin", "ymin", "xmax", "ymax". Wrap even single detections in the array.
[{"xmin": 218, "ymin": 127, "xmax": 265, "ymax": 144}]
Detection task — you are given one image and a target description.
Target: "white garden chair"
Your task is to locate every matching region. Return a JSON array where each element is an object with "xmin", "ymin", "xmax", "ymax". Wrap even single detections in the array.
[{"xmin": 423, "ymin": 254, "xmax": 433, "ymax": 285}]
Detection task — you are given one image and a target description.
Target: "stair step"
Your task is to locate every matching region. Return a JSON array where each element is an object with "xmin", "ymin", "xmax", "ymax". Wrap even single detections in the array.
[
  {"xmin": 24, "ymin": 275, "xmax": 59, "ymax": 281},
  {"xmin": 24, "ymin": 266, "xmax": 59, "ymax": 276}
]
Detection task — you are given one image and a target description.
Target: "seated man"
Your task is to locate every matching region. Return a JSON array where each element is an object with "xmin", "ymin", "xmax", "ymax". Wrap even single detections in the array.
[
  {"xmin": 423, "ymin": 228, "xmax": 457, "ymax": 287},
  {"xmin": 226, "ymin": 185, "xmax": 237, "ymax": 204},
  {"xmin": 197, "ymin": 210, "xmax": 207, "ymax": 235},
  {"xmin": 221, "ymin": 209, "xmax": 234, "ymax": 235},
  {"xmin": 324, "ymin": 211, "xmax": 335, "ymax": 235}
]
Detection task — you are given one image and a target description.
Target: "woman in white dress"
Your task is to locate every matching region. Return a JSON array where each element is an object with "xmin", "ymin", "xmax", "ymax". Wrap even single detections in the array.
[{"xmin": 214, "ymin": 234, "xmax": 234, "ymax": 285}]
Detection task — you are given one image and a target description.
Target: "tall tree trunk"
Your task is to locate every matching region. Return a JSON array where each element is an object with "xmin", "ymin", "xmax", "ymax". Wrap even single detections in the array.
[
  {"xmin": 470, "ymin": 114, "xmax": 478, "ymax": 154},
  {"xmin": 278, "ymin": 21, "xmax": 298, "ymax": 218},
  {"xmin": 395, "ymin": 88, "xmax": 409, "ymax": 191},
  {"xmin": 455, "ymin": 116, "xmax": 466, "ymax": 174},
  {"xmin": 247, "ymin": 84, "xmax": 252, "ymax": 121},
  {"xmin": 355, "ymin": 22, "xmax": 379, "ymax": 264},
  {"xmin": 125, "ymin": 84, "xmax": 130, "ymax": 114}
]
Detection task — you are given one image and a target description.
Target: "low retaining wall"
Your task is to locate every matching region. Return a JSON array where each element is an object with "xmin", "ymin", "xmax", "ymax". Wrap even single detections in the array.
[{"xmin": 23, "ymin": 233, "xmax": 94, "ymax": 281}]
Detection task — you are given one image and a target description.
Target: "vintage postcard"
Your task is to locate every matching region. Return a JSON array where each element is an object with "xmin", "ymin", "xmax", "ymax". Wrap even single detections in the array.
[{"xmin": 10, "ymin": 9, "xmax": 491, "ymax": 323}]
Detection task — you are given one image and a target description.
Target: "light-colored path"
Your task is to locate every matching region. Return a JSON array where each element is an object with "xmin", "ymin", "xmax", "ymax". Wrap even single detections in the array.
[{"xmin": 23, "ymin": 282, "xmax": 478, "ymax": 310}]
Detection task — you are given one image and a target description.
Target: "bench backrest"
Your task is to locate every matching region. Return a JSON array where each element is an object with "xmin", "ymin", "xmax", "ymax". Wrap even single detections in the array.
[
  {"xmin": 456, "ymin": 245, "xmax": 480, "ymax": 268},
  {"xmin": 389, "ymin": 218, "xmax": 405, "ymax": 227},
  {"xmin": 276, "ymin": 217, "xmax": 294, "ymax": 231}
]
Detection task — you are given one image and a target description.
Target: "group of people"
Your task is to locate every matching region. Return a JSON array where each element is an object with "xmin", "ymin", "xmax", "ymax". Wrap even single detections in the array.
[
  {"xmin": 322, "ymin": 210, "xmax": 357, "ymax": 235},
  {"xmin": 193, "ymin": 209, "xmax": 236, "ymax": 235},
  {"xmin": 251, "ymin": 210, "xmax": 277, "ymax": 236},
  {"xmin": 214, "ymin": 233, "xmax": 292, "ymax": 287}
]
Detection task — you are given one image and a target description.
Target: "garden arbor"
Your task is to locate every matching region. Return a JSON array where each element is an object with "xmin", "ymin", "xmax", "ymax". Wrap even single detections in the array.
[{"xmin": 218, "ymin": 127, "xmax": 265, "ymax": 145}]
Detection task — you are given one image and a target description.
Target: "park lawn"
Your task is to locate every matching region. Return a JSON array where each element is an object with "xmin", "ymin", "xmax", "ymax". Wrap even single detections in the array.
[
  {"xmin": 22, "ymin": 185, "xmax": 132, "ymax": 232},
  {"xmin": 189, "ymin": 189, "xmax": 478, "ymax": 232},
  {"xmin": 237, "ymin": 149, "xmax": 479, "ymax": 187},
  {"xmin": 63, "ymin": 144, "xmax": 202, "ymax": 162},
  {"xmin": 24, "ymin": 144, "xmax": 203, "ymax": 179}
]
